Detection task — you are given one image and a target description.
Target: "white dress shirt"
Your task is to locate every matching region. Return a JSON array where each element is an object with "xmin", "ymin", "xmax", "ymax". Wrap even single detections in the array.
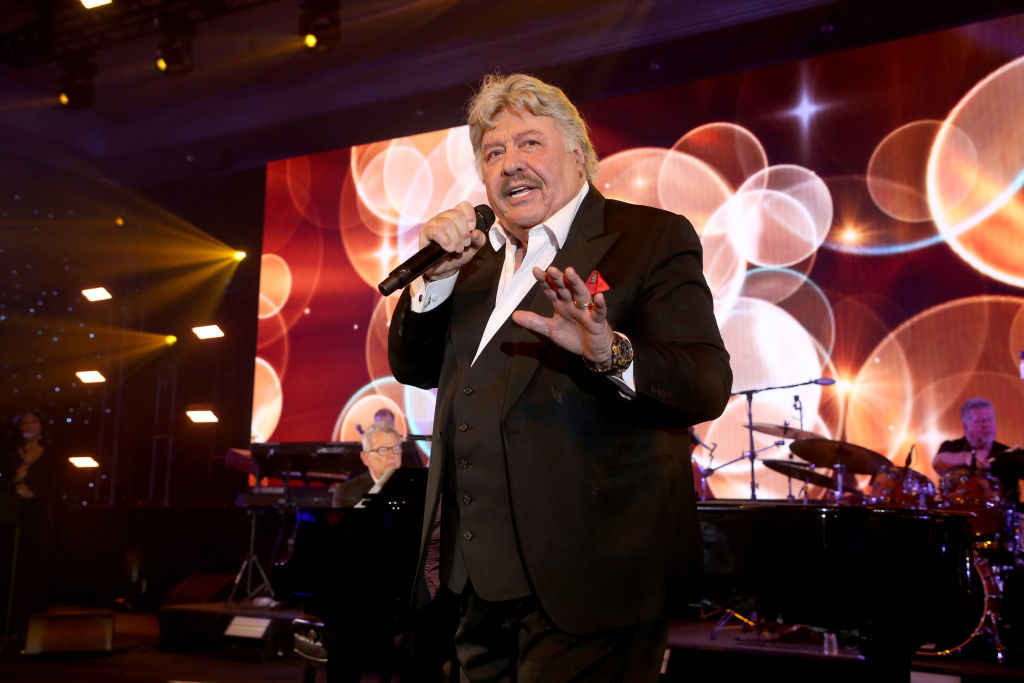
[{"xmin": 407, "ymin": 182, "xmax": 634, "ymax": 390}]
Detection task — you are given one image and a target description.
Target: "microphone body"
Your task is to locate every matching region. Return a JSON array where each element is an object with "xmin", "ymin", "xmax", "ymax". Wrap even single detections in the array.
[
  {"xmin": 378, "ymin": 205, "xmax": 496, "ymax": 296},
  {"xmin": 904, "ymin": 444, "xmax": 915, "ymax": 469}
]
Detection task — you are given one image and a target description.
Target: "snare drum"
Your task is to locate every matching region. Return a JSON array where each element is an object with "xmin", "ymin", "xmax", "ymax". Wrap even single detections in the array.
[
  {"xmin": 935, "ymin": 467, "xmax": 1004, "ymax": 536},
  {"xmin": 866, "ymin": 466, "xmax": 936, "ymax": 509}
]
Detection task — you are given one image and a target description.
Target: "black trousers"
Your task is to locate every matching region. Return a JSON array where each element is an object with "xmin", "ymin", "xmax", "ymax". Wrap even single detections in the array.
[{"xmin": 454, "ymin": 585, "xmax": 670, "ymax": 683}]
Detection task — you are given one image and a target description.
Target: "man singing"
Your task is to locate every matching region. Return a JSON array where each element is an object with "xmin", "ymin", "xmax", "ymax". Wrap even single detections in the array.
[{"xmin": 388, "ymin": 73, "xmax": 732, "ymax": 681}]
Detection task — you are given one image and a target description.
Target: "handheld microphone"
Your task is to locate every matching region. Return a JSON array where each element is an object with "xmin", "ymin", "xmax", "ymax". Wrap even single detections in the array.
[
  {"xmin": 377, "ymin": 205, "xmax": 496, "ymax": 296},
  {"xmin": 904, "ymin": 443, "xmax": 915, "ymax": 469},
  {"xmin": 813, "ymin": 377, "xmax": 836, "ymax": 386}
]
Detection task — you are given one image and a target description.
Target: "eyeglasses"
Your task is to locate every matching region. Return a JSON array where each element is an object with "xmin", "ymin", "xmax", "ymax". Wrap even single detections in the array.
[{"xmin": 367, "ymin": 444, "xmax": 402, "ymax": 456}]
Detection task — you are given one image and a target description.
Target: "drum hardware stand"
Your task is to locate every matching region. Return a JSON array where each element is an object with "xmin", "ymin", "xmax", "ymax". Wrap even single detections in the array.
[
  {"xmin": 732, "ymin": 377, "xmax": 835, "ymax": 500},
  {"xmin": 695, "ymin": 436, "xmax": 717, "ymax": 502},
  {"xmin": 703, "ymin": 442, "xmax": 784, "ymax": 500},
  {"xmin": 831, "ymin": 463, "xmax": 847, "ymax": 506},
  {"xmin": 791, "ymin": 396, "xmax": 804, "ymax": 502}
]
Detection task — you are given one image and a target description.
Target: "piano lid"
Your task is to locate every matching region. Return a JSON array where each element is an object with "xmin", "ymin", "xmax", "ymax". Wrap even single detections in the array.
[{"xmin": 251, "ymin": 441, "xmax": 365, "ymax": 481}]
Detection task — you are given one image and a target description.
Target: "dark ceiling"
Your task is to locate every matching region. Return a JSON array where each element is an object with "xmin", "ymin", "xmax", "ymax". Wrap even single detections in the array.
[{"xmin": 1, "ymin": 0, "xmax": 1022, "ymax": 188}]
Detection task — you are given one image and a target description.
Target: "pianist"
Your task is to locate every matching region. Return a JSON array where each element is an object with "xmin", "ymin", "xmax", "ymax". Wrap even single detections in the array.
[{"xmin": 332, "ymin": 423, "xmax": 404, "ymax": 508}]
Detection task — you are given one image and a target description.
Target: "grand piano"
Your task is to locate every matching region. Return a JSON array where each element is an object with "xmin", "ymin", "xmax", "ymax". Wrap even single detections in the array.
[
  {"xmin": 697, "ymin": 501, "xmax": 982, "ymax": 662},
  {"xmin": 263, "ymin": 452, "xmax": 430, "ymax": 681}
]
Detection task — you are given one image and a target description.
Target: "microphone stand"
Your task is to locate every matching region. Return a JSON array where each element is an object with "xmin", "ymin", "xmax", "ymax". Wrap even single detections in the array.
[
  {"xmin": 730, "ymin": 377, "xmax": 832, "ymax": 501},
  {"xmin": 789, "ymin": 395, "xmax": 804, "ymax": 502}
]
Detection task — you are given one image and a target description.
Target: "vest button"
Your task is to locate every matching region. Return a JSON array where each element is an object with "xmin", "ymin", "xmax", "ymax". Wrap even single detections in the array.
[
  {"xmin": 463, "ymin": 530, "xmax": 473, "ymax": 541},
  {"xmin": 458, "ymin": 458, "xmax": 469, "ymax": 469},
  {"xmin": 459, "ymin": 423, "xmax": 469, "ymax": 432},
  {"xmin": 463, "ymin": 386, "xmax": 473, "ymax": 395},
  {"xmin": 462, "ymin": 494, "xmax": 472, "ymax": 505}
]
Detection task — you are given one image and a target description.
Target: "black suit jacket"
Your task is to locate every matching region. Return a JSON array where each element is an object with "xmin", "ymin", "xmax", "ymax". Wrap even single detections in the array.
[{"xmin": 388, "ymin": 186, "xmax": 732, "ymax": 633}]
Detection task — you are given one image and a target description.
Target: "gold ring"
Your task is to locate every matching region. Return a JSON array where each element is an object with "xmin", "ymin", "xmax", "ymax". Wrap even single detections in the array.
[{"xmin": 572, "ymin": 297, "xmax": 594, "ymax": 310}]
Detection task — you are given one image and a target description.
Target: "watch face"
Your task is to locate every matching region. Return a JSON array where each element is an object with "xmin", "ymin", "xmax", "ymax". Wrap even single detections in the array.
[{"xmin": 612, "ymin": 335, "xmax": 633, "ymax": 370}]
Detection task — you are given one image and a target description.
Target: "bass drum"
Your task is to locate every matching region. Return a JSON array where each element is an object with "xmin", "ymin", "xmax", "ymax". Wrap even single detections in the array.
[
  {"xmin": 935, "ymin": 467, "xmax": 1004, "ymax": 536},
  {"xmin": 916, "ymin": 551, "xmax": 996, "ymax": 656}
]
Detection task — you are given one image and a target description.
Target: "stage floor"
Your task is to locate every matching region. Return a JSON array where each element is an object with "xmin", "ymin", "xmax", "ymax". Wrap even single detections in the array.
[{"xmin": 0, "ymin": 609, "xmax": 1022, "ymax": 682}]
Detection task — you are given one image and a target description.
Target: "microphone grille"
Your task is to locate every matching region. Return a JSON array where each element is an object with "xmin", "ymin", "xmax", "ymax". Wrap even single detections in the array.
[{"xmin": 474, "ymin": 205, "xmax": 496, "ymax": 230}]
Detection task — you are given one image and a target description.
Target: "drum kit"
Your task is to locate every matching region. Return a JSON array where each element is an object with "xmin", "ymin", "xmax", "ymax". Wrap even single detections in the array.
[{"xmin": 693, "ymin": 412, "xmax": 1024, "ymax": 660}]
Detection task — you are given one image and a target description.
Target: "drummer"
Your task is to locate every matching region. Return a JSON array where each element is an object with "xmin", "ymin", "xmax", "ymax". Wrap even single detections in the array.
[{"xmin": 933, "ymin": 397, "xmax": 1021, "ymax": 508}]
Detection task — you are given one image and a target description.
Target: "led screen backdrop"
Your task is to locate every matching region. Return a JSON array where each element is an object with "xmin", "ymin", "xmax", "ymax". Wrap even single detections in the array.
[{"xmin": 256, "ymin": 13, "xmax": 1024, "ymax": 500}]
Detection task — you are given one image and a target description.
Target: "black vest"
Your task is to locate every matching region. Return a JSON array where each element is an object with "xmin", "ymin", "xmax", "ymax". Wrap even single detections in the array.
[{"xmin": 440, "ymin": 317, "xmax": 532, "ymax": 601}]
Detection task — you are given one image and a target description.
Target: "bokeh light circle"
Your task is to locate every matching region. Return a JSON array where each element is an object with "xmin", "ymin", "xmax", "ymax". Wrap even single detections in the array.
[
  {"xmin": 671, "ymin": 122, "xmax": 769, "ymax": 191},
  {"xmin": 719, "ymin": 189, "xmax": 820, "ymax": 267},
  {"xmin": 823, "ymin": 175, "xmax": 944, "ymax": 255},
  {"xmin": 710, "ymin": 296, "xmax": 829, "ymax": 498},
  {"xmin": 656, "ymin": 150, "xmax": 733, "ymax": 234},
  {"xmin": 258, "ymin": 254, "xmax": 292, "ymax": 319},
  {"xmin": 251, "ymin": 356, "xmax": 283, "ymax": 442},
  {"xmin": 740, "ymin": 267, "xmax": 835, "ymax": 360},
  {"xmin": 596, "ymin": 148, "xmax": 670, "ymax": 208},
  {"xmin": 867, "ymin": 120, "xmax": 975, "ymax": 223},
  {"xmin": 845, "ymin": 295, "xmax": 1024, "ymax": 474},
  {"xmin": 738, "ymin": 165, "xmax": 833, "ymax": 245},
  {"xmin": 927, "ymin": 55, "xmax": 1024, "ymax": 287},
  {"xmin": 332, "ymin": 377, "xmax": 409, "ymax": 443}
]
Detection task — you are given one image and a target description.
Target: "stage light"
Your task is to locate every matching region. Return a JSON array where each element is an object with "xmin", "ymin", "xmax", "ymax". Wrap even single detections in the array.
[
  {"xmin": 165, "ymin": 335, "xmax": 178, "ymax": 346},
  {"xmin": 80, "ymin": 0, "xmax": 112, "ymax": 8},
  {"xmin": 82, "ymin": 287, "xmax": 112, "ymax": 301},
  {"xmin": 233, "ymin": 251, "xmax": 246, "ymax": 261},
  {"xmin": 154, "ymin": 15, "xmax": 195, "ymax": 75},
  {"xmin": 58, "ymin": 54, "xmax": 97, "ymax": 109},
  {"xmin": 69, "ymin": 456, "xmax": 100, "ymax": 468},
  {"xmin": 75, "ymin": 370, "xmax": 106, "ymax": 383},
  {"xmin": 298, "ymin": 0, "xmax": 341, "ymax": 53},
  {"xmin": 186, "ymin": 406, "xmax": 219, "ymax": 423},
  {"xmin": 192, "ymin": 324, "xmax": 224, "ymax": 340}
]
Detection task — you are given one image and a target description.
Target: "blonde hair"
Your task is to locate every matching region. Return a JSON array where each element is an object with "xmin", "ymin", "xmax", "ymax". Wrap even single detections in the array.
[{"xmin": 467, "ymin": 73, "xmax": 598, "ymax": 182}]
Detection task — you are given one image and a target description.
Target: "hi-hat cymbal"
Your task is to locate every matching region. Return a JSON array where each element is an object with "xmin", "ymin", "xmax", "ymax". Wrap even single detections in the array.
[
  {"xmin": 789, "ymin": 438, "xmax": 890, "ymax": 475},
  {"xmin": 762, "ymin": 459, "xmax": 859, "ymax": 492},
  {"xmin": 744, "ymin": 422, "xmax": 824, "ymax": 441}
]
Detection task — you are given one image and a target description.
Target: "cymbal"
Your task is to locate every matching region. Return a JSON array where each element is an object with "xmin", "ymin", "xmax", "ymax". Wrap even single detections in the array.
[
  {"xmin": 789, "ymin": 438, "xmax": 890, "ymax": 475},
  {"xmin": 762, "ymin": 459, "xmax": 859, "ymax": 492},
  {"xmin": 744, "ymin": 422, "xmax": 824, "ymax": 441}
]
